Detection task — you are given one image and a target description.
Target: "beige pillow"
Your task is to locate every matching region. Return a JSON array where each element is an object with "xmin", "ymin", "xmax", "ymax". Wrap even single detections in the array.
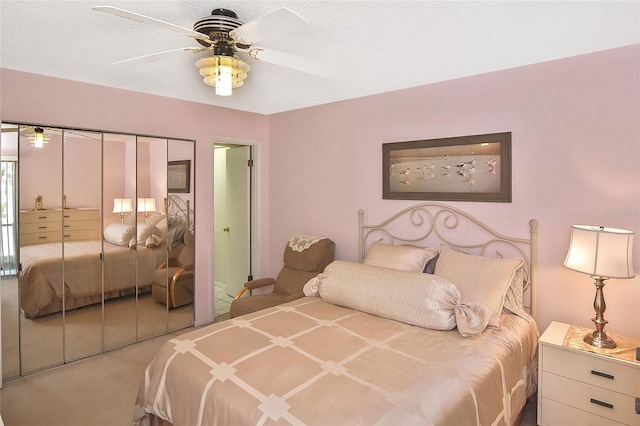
[
  {"xmin": 318, "ymin": 261, "xmax": 491, "ymax": 336},
  {"xmin": 364, "ymin": 242, "xmax": 438, "ymax": 272},
  {"xmin": 103, "ymin": 223, "xmax": 135, "ymax": 247},
  {"xmin": 434, "ymin": 246, "xmax": 523, "ymax": 329}
]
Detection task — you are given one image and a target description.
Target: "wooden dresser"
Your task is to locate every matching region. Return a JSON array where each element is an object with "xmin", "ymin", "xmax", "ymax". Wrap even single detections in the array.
[
  {"xmin": 20, "ymin": 208, "xmax": 99, "ymax": 246},
  {"xmin": 538, "ymin": 321, "xmax": 640, "ymax": 426}
]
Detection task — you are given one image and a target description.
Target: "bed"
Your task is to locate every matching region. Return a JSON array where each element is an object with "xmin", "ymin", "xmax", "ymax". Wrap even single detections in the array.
[
  {"xmin": 19, "ymin": 195, "xmax": 191, "ymax": 318},
  {"xmin": 134, "ymin": 202, "xmax": 540, "ymax": 426}
]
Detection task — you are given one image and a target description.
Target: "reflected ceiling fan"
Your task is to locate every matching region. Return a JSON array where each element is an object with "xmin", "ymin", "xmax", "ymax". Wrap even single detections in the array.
[{"xmin": 93, "ymin": 5, "xmax": 336, "ymax": 96}]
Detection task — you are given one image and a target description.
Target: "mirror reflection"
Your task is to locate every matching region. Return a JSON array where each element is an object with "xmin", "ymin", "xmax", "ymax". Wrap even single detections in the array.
[{"xmin": 0, "ymin": 123, "xmax": 195, "ymax": 379}]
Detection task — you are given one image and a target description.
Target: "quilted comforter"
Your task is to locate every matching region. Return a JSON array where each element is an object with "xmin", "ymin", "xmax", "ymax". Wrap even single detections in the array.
[{"xmin": 134, "ymin": 297, "xmax": 538, "ymax": 425}]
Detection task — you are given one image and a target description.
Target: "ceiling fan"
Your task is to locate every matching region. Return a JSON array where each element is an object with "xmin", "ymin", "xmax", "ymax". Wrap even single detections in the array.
[{"xmin": 93, "ymin": 5, "xmax": 336, "ymax": 96}]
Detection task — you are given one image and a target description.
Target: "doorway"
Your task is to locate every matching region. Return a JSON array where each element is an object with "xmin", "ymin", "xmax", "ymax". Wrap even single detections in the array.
[{"xmin": 213, "ymin": 144, "xmax": 254, "ymax": 315}]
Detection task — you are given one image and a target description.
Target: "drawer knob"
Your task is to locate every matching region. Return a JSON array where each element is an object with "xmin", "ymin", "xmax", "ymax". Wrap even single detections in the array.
[
  {"xmin": 590, "ymin": 370, "xmax": 614, "ymax": 380},
  {"xmin": 590, "ymin": 398, "xmax": 614, "ymax": 409}
]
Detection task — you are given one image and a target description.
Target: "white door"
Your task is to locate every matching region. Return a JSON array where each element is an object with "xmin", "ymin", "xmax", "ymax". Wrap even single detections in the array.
[{"xmin": 223, "ymin": 145, "xmax": 251, "ymax": 297}]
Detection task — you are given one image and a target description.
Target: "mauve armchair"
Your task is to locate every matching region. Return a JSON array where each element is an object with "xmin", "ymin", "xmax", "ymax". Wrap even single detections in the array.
[{"xmin": 230, "ymin": 236, "xmax": 335, "ymax": 317}]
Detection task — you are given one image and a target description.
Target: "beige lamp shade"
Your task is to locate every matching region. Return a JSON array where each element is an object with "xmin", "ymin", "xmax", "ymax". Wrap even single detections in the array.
[
  {"xmin": 564, "ymin": 225, "xmax": 635, "ymax": 279},
  {"xmin": 112, "ymin": 198, "xmax": 133, "ymax": 214},
  {"xmin": 137, "ymin": 198, "xmax": 157, "ymax": 214}
]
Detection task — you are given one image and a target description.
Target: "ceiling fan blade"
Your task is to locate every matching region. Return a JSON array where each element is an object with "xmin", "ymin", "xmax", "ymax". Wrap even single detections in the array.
[
  {"xmin": 114, "ymin": 47, "xmax": 207, "ymax": 65},
  {"xmin": 231, "ymin": 8, "xmax": 308, "ymax": 45},
  {"xmin": 93, "ymin": 6, "xmax": 210, "ymax": 42},
  {"xmin": 247, "ymin": 47, "xmax": 336, "ymax": 78}
]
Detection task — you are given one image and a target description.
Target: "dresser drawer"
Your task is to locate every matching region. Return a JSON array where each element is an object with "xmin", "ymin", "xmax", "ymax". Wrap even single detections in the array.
[
  {"xmin": 62, "ymin": 220, "xmax": 98, "ymax": 231},
  {"xmin": 62, "ymin": 229, "xmax": 99, "ymax": 241},
  {"xmin": 541, "ymin": 371, "xmax": 640, "ymax": 425},
  {"xmin": 20, "ymin": 210, "xmax": 61, "ymax": 224},
  {"xmin": 21, "ymin": 221, "xmax": 63, "ymax": 234},
  {"xmin": 543, "ymin": 345, "xmax": 640, "ymax": 396},
  {"xmin": 540, "ymin": 397, "xmax": 627, "ymax": 426},
  {"xmin": 20, "ymin": 231, "xmax": 62, "ymax": 246},
  {"xmin": 62, "ymin": 209, "xmax": 98, "ymax": 221}
]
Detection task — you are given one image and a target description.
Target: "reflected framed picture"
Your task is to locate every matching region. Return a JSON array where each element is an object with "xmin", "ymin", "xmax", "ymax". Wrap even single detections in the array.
[
  {"xmin": 383, "ymin": 132, "xmax": 511, "ymax": 202},
  {"xmin": 168, "ymin": 160, "xmax": 190, "ymax": 193}
]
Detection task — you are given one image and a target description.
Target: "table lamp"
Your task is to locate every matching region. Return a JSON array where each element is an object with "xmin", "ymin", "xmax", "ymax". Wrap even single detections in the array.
[
  {"xmin": 113, "ymin": 198, "xmax": 133, "ymax": 223},
  {"xmin": 564, "ymin": 225, "xmax": 635, "ymax": 349}
]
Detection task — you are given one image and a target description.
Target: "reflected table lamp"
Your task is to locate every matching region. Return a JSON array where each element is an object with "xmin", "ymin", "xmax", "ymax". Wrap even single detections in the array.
[
  {"xmin": 113, "ymin": 198, "xmax": 133, "ymax": 223},
  {"xmin": 137, "ymin": 197, "xmax": 157, "ymax": 221},
  {"xmin": 564, "ymin": 225, "xmax": 635, "ymax": 349}
]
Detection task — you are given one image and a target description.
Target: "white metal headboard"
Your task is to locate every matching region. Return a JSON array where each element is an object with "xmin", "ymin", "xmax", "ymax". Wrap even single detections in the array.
[
  {"xmin": 358, "ymin": 203, "xmax": 538, "ymax": 320},
  {"xmin": 165, "ymin": 194, "xmax": 192, "ymax": 231}
]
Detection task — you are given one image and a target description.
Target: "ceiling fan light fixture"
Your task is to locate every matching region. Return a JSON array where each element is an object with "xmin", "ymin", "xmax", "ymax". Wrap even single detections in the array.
[
  {"xmin": 27, "ymin": 127, "xmax": 51, "ymax": 148},
  {"xmin": 196, "ymin": 55, "xmax": 250, "ymax": 96}
]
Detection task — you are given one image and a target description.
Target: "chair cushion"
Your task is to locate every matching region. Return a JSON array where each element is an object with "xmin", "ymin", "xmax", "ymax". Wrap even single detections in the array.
[{"xmin": 229, "ymin": 293, "xmax": 290, "ymax": 317}]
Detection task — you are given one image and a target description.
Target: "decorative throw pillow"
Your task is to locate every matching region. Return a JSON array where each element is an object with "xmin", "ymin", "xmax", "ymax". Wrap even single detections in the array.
[
  {"xmin": 103, "ymin": 223, "xmax": 135, "ymax": 247},
  {"xmin": 364, "ymin": 242, "xmax": 438, "ymax": 272},
  {"xmin": 137, "ymin": 223, "xmax": 160, "ymax": 244},
  {"xmin": 434, "ymin": 246, "xmax": 523, "ymax": 329},
  {"xmin": 317, "ymin": 261, "xmax": 492, "ymax": 337}
]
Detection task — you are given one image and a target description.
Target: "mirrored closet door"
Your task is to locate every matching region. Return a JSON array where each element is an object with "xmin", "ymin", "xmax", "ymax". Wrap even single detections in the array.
[{"xmin": 0, "ymin": 123, "xmax": 195, "ymax": 379}]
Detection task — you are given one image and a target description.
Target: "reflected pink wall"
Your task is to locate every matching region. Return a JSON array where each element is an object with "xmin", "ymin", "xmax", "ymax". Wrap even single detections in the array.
[{"xmin": 268, "ymin": 44, "xmax": 640, "ymax": 337}]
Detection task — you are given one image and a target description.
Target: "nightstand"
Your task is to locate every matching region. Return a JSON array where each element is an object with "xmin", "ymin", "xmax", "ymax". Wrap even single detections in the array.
[{"xmin": 537, "ymin": 321, "xmax": 640, "ymax": 425}]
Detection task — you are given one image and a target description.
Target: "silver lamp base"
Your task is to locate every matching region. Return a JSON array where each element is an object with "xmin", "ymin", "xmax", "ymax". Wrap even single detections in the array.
[
  {"xmin": 584, "ymin": 277, "xmax": 617, "ymax": 349},
  {"xmin": 584, "ymin": 329, "xmax": 616, "ymax": 349}
]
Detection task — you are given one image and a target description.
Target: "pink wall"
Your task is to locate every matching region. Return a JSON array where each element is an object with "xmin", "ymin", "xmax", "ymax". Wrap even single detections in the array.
[
  {"xmin": 0, "ymin": 69, "xmax": 268, "ymax": 325},
  {"xmin": 2, "ymin": 44, "xmax": 638, "ymax": 337},
  {"xmin": 268, "ymin": 44, "xmax": 640, "ymax": 337}
]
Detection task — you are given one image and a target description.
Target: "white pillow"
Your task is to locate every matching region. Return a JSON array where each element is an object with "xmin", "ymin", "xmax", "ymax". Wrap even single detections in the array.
[
  {"xmin": 104, "ymin": 223, "xmax": 135, "ymax": 247},
  {"xmin": 364, "ymin": 242, "xmax": 438, "ymax": 272},
  {"xmin": 434, "ymin": 246, "xmax": 523, "ymax": 329},
  {"xmin": 317, "ymin": 261, "xmax": 491, "ymax": 337}
]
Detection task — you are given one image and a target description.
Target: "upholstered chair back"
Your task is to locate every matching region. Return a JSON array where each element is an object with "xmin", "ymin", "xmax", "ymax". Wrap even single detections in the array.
[{"xmin": 274, "ymin": 238, "xmax": 336, "ymax": 296}]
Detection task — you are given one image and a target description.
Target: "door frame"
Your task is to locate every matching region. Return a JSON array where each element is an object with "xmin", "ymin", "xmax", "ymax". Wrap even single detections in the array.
[{"xmin": 211, "ymin": 139, "xmax": 261, "ymax": 315}]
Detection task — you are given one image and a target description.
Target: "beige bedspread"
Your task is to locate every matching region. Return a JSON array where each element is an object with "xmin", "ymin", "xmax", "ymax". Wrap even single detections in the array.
[
  {"xmin": 134, "ymin": 297, "xmax": 538, "ymax": 426},
  {"xmin": 20, "ymin": 240, "xmax": 168, "ymax": 318}
]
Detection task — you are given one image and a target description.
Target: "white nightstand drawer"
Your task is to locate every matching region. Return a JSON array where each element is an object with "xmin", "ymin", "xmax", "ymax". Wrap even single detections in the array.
[
  {"xmin": 543, "ymin": 345, "xmax": 640, "ymax": 396},
  {"xmin": 540, "ymin": 398, "xmax": 627, "ymax": 426},
  {"xmin": 542, "ymin": 371, "xmax": 640, "ymax": 425}
]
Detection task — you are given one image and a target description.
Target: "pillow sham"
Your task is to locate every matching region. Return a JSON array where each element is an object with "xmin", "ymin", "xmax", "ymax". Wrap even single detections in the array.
[
  {"xmin": 434, "ymin": 246, "xmax": 523, "ymax": 329},
  {"xmin": 314, "ymin": 260, "xmax": 492, "ymax": 337},
  {"xmin": 104, "ymin": 223, "xmax": 136, "ymax": 247},
  {"xmin": 364, "ymin": 242, "xmax": 438, "ymax": 272}
]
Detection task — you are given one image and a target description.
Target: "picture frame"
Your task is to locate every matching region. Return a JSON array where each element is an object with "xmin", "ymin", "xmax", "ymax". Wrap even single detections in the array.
[
  {"xmin": 383, "ymin": 132, "xmax": 512, "ymax": 202},
  {"xmin": 167, "ymin": 160, "xmax": 191, "ymax": 193}
]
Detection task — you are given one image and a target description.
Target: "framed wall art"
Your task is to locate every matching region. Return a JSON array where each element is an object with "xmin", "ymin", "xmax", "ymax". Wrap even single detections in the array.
[
  {"xmin": 168, "ymin": 160, "xmax": 191, "ymax": 193},
  {"xmin": 382, "ymin": 132, "xmax": 511, "ymax": 202}
]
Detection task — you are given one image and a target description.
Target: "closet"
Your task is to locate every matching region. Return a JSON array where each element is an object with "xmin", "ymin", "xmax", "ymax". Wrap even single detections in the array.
[{"xmin": 0, "ymin": 123, "xmax": 195, "ymax": 379}]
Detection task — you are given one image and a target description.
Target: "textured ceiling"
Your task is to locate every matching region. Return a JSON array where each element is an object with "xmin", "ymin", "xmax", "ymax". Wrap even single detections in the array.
[{"xmin": 1, "ymin": 1, "xmax": 639, "ymax": 115}]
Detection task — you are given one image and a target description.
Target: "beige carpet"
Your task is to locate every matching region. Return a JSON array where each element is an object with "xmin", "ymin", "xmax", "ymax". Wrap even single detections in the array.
[{"xmin": 0, "ymin": 313, "xmax": 229, "ymax": 426}]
